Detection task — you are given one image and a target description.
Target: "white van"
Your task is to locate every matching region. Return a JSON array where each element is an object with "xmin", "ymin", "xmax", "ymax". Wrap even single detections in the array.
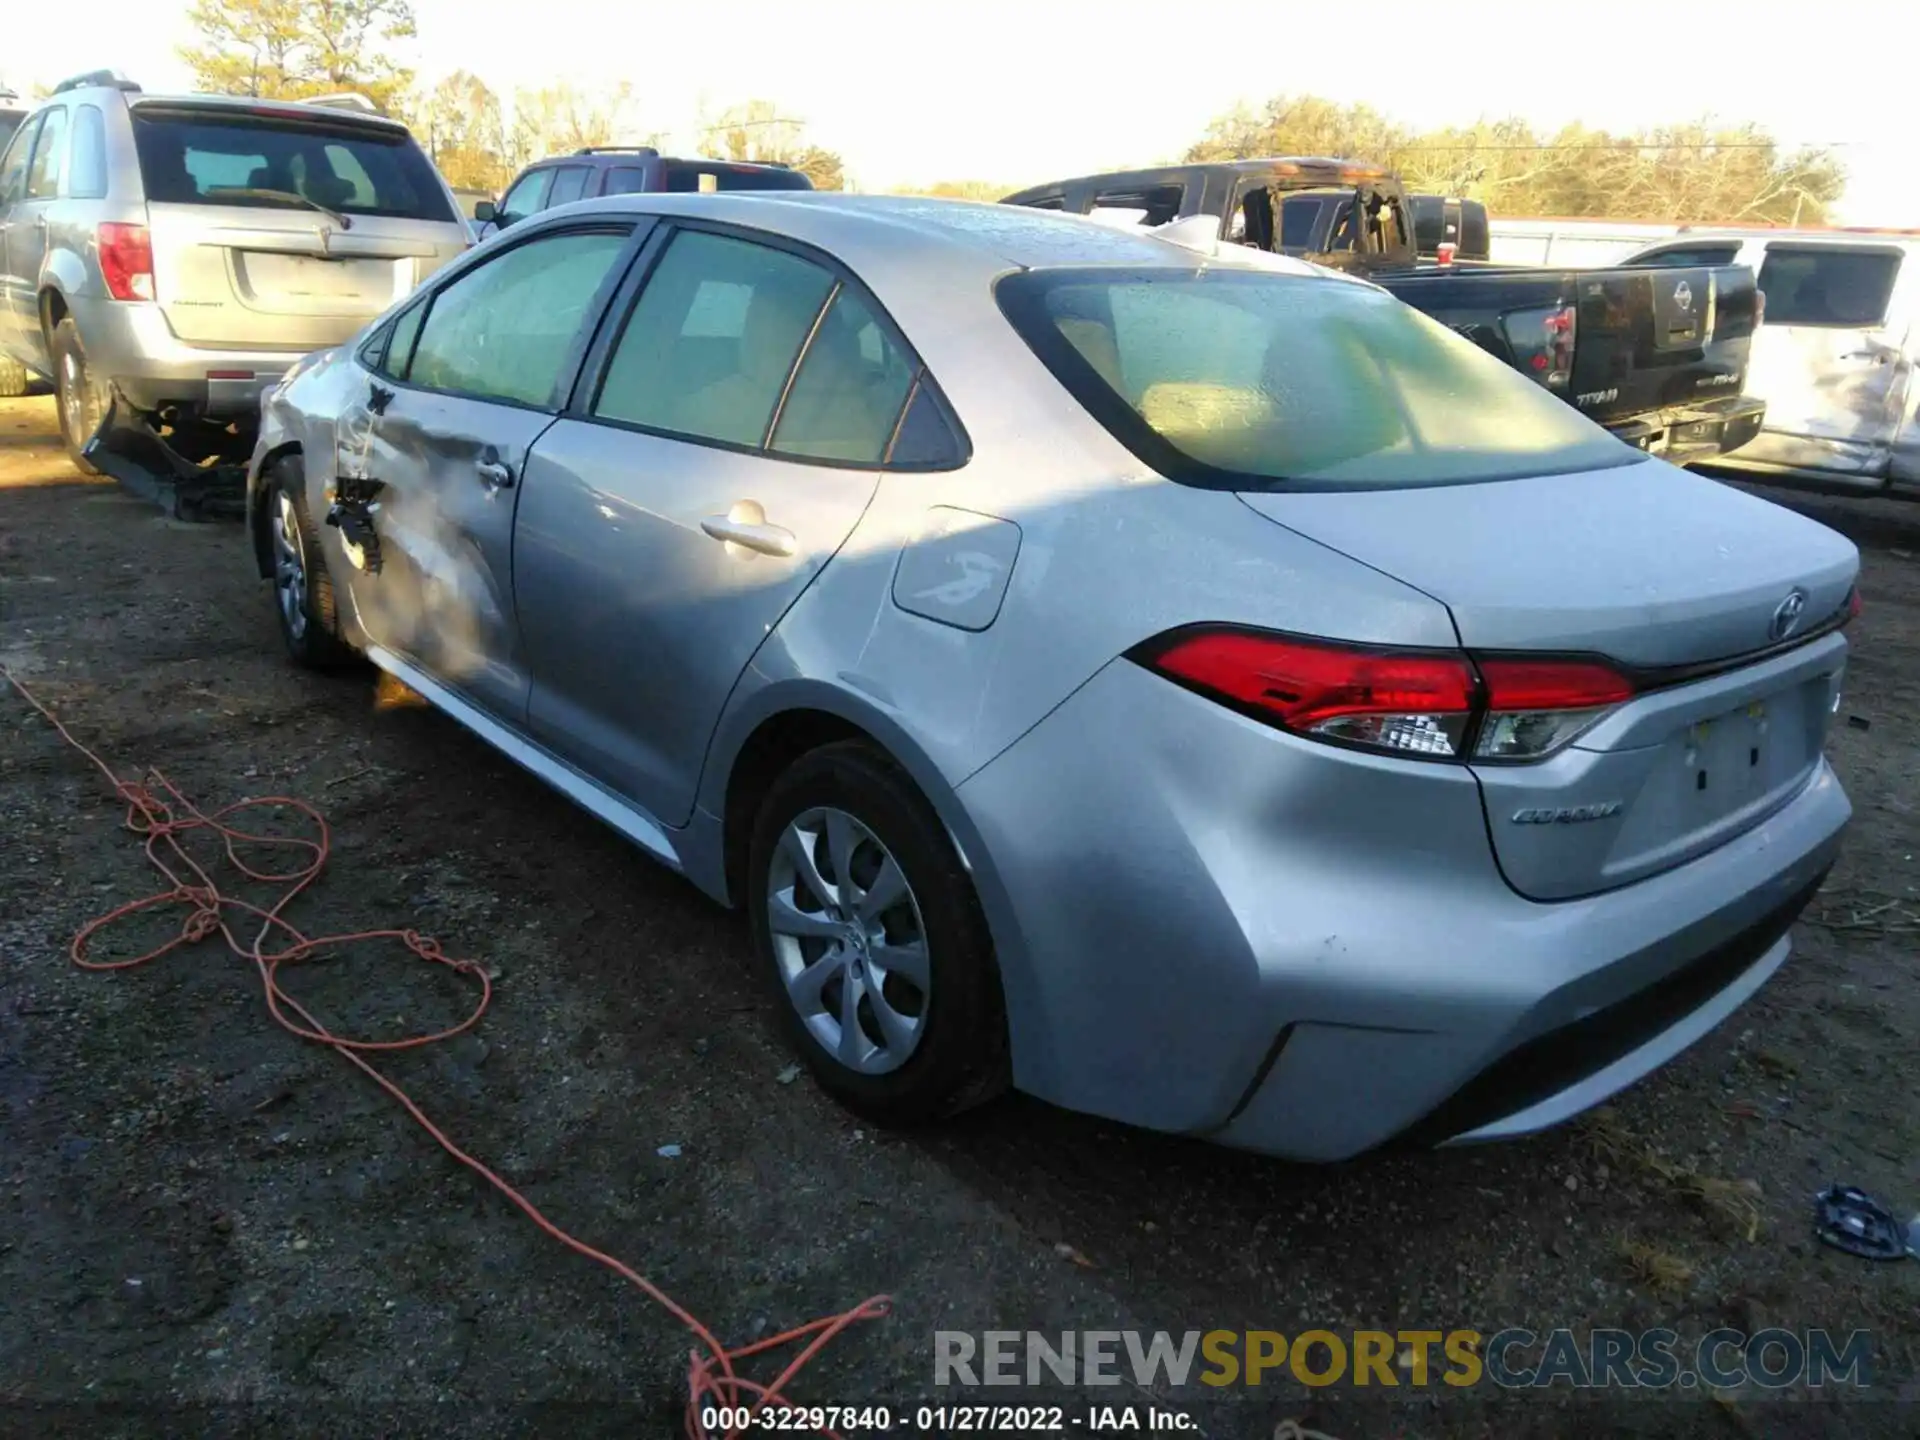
[{"xmin": 1623, "ymin": 229, "xmax": 1919, "ymax": 498}]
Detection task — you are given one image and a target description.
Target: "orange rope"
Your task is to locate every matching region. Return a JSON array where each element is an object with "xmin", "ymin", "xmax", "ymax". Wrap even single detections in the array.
[{"xmin": 3, "ymin": 664, "xmax": 890, "ymax": 1437}]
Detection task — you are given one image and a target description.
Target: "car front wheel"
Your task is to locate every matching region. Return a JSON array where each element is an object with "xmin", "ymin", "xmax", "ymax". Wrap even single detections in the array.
[{"xmin": 747, "ymin": 741, "xmax": 1009, "ymax": 1127}]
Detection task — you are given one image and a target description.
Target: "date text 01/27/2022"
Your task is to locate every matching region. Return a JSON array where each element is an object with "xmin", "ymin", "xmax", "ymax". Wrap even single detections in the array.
[{"xmin": 696, "ymin": 1405, "xmax": 1200, "ymax": 1431}]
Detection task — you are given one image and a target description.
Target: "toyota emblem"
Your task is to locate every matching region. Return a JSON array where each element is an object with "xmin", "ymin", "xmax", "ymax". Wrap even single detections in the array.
[
  {"xmin": 1769, "ymin": 588, "xmax": 1809, "ymax": 642},
  {"xmin": 1673, "ymin": 280, "xmax": 1694, "ymax": 312}
]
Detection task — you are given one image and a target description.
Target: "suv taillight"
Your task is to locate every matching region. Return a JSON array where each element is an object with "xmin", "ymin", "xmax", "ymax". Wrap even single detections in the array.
[
  {"xmin": 98, "ymin": 222, "xmax": 154, "ymax": 301},
  {"xmin": 1501, "ymin": 304, "xmax": 1576, "ymax": 392},
  {"xmin": 1134, "ymin": 627, "xmax": 1637, "ymax": 764}
]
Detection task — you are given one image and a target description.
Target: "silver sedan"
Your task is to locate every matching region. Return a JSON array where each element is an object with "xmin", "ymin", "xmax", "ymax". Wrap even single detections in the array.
[{"xmin": 247, "ymin": 193, "xmax": 1857, "ymax": 1160}]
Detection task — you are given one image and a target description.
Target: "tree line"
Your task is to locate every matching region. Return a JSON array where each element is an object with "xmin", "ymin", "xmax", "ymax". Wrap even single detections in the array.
[
  {"xmin": 178, "ymin": 1, "xmax": 1846, "ymax": 223},
  {"xmin": 1184, "ymin": 94, "xmax": 1846, "ymax": 226},
  {"xmin": 178, "ymin": 0, "xmax": 846, "ymax": 192}
]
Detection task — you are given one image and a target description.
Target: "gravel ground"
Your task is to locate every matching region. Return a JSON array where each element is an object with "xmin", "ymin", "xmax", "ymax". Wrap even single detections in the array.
[{"xmin": 2, "ymin": 391, "xmax": 1916, "ymax": 1438}]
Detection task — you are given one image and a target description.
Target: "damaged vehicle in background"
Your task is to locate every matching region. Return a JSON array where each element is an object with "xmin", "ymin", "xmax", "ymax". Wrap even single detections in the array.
[
  {"xmin": 0, "ymin": 71, "xmax": 468, "ymax": 507},
  {"xmin": 1003, "ymin": 159, "xmax": 1769, "ymax": 467},
  {"xmin": 248, "ymin": 191, "xmax": 1856, "ymax": 1162},
  {"xmin": 1625, "ymin": 229, "xmax": 1920, "ymax": 500}
]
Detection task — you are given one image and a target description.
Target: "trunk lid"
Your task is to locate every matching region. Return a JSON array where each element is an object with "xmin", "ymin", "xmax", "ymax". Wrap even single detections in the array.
[
  {"xmin": 130, "ymin": 101, "xmax": 467, "ymax": 351},
  {"xmin": 1239, "ymin": 460, "xmax": 1857, "ymax": 899}
]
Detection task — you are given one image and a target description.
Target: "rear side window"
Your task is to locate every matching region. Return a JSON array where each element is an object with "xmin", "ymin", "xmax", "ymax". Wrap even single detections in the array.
[
  {"xmin": 998, "ymin": 267, "xmax": 1636, "ymax": 491},
  {"xmin": 406, "ymin": 228, "xmax": 630, "ymax": 406},
  {"xmin": 771, "ymin": 288, "xmax": 917, "ymax": 463},
  {"xmin": 1088, "ymin": 185, "xmax": 1182, "ymax": 228},
  {"xmin": 603, "ymin": 166, "xmax": 648, "ymax": 195},
  {"xmin": 68, "ymin": 105, "xmax": 108, "ymax": 199},
  {"xmin": 26, "ymin": 106, "xmax": 67, "ymax": 199},
  {"xmin": 129, "ymin": 109, "xmax": 455, "ymax": 222},
  {"xmin": 547, "ymin": 165, "xmax": 590, "ymax": 206},
  {"xmin": 595, "ymin": 231, "xmax": 834, "ymax": 447},
  {"xmin": 1757, "ymin": 247, "xmax": 1901, "ymax": 327},
  {"xmin": 1637, "ymin": 244, "xmax": 1741, "ymax": 269},
  {"xmin": 662, "ymin": 161, "xmax": 813, "ymax": 193}
]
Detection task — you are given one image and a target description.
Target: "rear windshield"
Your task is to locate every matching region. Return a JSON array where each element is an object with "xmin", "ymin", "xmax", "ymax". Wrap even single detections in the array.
[
  {"xmin": 131, "ymin": 108, "xmax": 455, "ymax": 222},
  {"xmin": 996, "ymin": 266, "xmax": 1638, "ymax": 491},
  {"xmin": 663, "ymin": 161, "xmax": 813, "ymax": 193}
]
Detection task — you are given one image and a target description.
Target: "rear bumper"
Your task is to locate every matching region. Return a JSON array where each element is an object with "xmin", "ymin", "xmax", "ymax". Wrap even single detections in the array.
[
  {"xmin": 1604, "ymin": 395, "xmax": 1767, "ymax": 467},
  {"xmin": 67, "ymin": 295, "xmax": 309, "ymax": 418},
  {"xmin": 956, "ymin": 658, "xmax": 1850, "ymax": 1161}
]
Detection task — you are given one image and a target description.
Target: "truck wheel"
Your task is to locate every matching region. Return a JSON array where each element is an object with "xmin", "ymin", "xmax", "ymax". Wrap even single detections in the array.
[
  {"xmin": 267, "ymin": 455, "xmax": 356, "ymax": 669},
  {"xmin": 51, "ymin": 319, "xmax": 107, "ymax": 475},
  {"xmin": 0, "ymin": 354, "xmax": 29, "ymax": 398}
]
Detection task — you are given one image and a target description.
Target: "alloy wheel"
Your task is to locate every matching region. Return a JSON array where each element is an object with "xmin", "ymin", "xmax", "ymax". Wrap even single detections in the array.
[
  {"xmin": 766, "ymin": 806, "xmax": 931, "ymax": 1075},
  {"xmin": 273, "ymin": 492, "xmax": 309, "ymax": 641}
]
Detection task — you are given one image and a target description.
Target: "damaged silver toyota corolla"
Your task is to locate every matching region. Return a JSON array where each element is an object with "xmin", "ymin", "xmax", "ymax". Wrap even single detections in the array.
[{"xmin": 246, "ymin": 191, "xmax": 1859, "ymax": 1160}]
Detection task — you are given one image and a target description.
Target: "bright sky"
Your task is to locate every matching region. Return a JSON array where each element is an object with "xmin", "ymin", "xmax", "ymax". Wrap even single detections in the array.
[{"xmin": 8, "ymin": 0, "xmax": 1916, "ymax": 225}]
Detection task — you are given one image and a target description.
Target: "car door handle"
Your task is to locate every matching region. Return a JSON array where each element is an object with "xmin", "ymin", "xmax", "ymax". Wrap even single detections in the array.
[
  {"xmin": 701, "ymin": 501, "xmax": 796, "ymax": 557},
  {"xmin": 476, "ymin": 459, "xmax": 514, "ymax": 490}
]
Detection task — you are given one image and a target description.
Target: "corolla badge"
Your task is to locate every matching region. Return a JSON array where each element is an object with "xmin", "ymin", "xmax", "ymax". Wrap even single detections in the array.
[
  {"xmin": 1511, "ymin": 802, "xmax": 1623, "ymax": 825},
  {"xmin": 1769, "ymin": 588, "xmax": 1809, "ymax": 642},
  {"xmin": 1673, "ymin": 280, "xmax": 1694, "ymax": 311}
]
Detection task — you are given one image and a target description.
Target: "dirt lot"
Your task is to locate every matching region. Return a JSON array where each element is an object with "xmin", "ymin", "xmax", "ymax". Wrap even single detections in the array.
[{"xmin": 1, "ymin": 390, "xmax": 1916, "ymax": 1438}]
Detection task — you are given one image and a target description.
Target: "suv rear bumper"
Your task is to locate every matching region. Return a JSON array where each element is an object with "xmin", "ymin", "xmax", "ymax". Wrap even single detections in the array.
[
  {"xmin": 69, "ymin": 295, "xmax": 309, "ymax": 418},
  {"xmin": 1605, "ymin": 395, "xmax": 1768, "ymax": 467}
]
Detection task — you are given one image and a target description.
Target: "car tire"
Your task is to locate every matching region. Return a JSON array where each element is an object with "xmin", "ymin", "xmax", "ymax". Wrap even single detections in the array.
[
  {"xmin": 266, "ymin": 455, "xmax": 356, "ymax": 669},
  {"xmin": 0, "ymin": 354, "xmax": 29, "ymax": 398},
  {"xmin": 50, "ymin": 318, "xmax": 107, "ymax": 475},
  {"xmin": 747, "ymin": 741, "xmax": 1010, "ymax": 1127}
]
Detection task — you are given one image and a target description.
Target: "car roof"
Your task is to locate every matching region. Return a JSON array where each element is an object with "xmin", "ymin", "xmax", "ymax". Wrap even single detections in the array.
[{"xmin": 539, "ymin": 191, "xmax": 1342, "ymax": 276}]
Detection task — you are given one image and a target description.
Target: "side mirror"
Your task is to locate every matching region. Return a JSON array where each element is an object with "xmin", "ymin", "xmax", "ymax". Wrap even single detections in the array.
[{"xmin": 472, "ymin": 200, "xmax": 496, "ymax": 224}]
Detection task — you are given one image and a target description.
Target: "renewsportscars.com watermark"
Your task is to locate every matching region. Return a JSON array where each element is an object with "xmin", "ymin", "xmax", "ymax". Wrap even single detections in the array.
[{"xmin": 935, "ymin": 1328, "xmax": 1875, "ymax": 1390}]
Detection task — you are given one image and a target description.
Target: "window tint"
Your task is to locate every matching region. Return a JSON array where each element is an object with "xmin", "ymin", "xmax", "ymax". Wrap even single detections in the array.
[
  {"xmin": 998, "ymin": 267, "xmax": 1635, "ymax": 491},
  {"xmin": 1757, "ymin": 247, "xmax": 1901, "ymax": 327},
  {"xmin": 1278, "ymin": 192, "xmax": 1338, "ymax": 250},
  {"xmin": 1637, "ymin": 245, "xmax": 1741, "ymax": 269},
  {"xmin": 662, "ymin": 161, "xmax": 813, "ymax": 192},
  {"xmin": 593, "ymin": 230, "xmax": 833, "ymax": 448},
  {"xmin": 69, "ymin": 105, "xmax": 108, "ymax": 199},
  {"xmin": 548, "ymin": 165, "xmax": 590, "ymax": 206},
  {"xmin": 129, "ymin": 110, "xmax": 454, "ymax": 221},
  {"xmin": 771, "ymin": 288, "xmax": 916, "ymax": 463},
  {"xmin": 499, "ymin": 168, "xmax": 552, "ymax": 220},
  {"xmin": 604, "ymin": 166, "xmax": 648, "ymax": 195},
  {"xmin": 0, "ymin": 115, "xmax": 37, "ymax": 205},
  {"xmin": 886, "ymin": 382, "xmax": 965, "ymax": 468},
  {"xmin": 407, "ymin": 229, "xmax": 629, "ymax": 405},
  {"xmin": 1088, "ymin": 185, "xmax": 1183, "ymax": 228},
  {"xmin": 383, "ymin": 298, "xmax": 427, "ymax": 375},
  {"xmin": 26, "ymin": 106, "xmax": 67, "ymax": 199}
]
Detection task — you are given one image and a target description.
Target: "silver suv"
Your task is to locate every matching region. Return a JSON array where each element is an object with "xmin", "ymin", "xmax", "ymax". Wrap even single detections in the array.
[{"xmin": 0, "ymin": 71, "xmax": 469, "ymax": 467}]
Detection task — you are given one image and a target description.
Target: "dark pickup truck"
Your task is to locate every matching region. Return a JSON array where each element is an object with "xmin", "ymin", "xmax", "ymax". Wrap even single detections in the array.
[{"xmin": 1002, "ymin": 159, "xmax": 1767, "ymax": 466}]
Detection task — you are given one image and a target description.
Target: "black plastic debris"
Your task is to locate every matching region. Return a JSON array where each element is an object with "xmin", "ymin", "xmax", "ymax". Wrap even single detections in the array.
[
  {"xmin": 1845, "ymin": 715, "xmax": 1871, "ymax": 731},
  {"xmin": 1813, "ymin": 1185, "xmax": 1913, "ymax": 1261}
]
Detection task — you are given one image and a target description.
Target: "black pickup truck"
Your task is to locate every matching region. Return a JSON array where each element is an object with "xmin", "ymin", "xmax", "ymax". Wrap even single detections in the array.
[{"xmin": 1001, "ymin": 159, "xmax": 1766, "ymax": 466}]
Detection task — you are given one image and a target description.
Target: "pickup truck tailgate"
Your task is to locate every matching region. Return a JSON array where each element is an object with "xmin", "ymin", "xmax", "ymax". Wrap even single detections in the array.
[{"xmin": 1568, "ymin": 264, "xmax": 1759, "ymax": 425}]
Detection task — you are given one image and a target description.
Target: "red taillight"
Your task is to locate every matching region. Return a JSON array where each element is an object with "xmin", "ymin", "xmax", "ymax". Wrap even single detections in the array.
[
  {"xmin": 97, "ymin": 222, "xmax": 154, "ymax": 301},
  {"xmin": 1137, "ymin": 628, "xmax": 1637, "ymax": 763},
  {"xmin": 1845, "ymin": 586, "xmax": 1862, "ymax": 624},
  {"xmin": 1501, "ymin": 305, "xmax": 1576, "ymax": 392}
]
